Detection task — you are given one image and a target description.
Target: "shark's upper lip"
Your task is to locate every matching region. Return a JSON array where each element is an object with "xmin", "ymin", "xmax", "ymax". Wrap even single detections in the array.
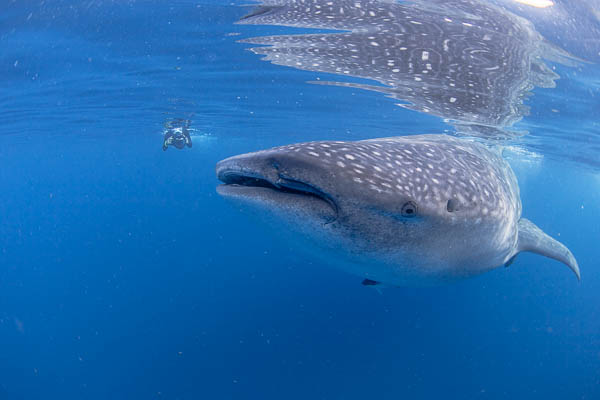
[{"xmin": 217, "ymin": 161, "xmax": 339, "ymax": 218}]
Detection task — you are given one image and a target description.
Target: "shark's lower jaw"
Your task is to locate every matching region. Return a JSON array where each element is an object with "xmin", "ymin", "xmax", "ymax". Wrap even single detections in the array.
[{"xmin": 216, "ymin": 170, "xmax": 339, "ymax": 222}]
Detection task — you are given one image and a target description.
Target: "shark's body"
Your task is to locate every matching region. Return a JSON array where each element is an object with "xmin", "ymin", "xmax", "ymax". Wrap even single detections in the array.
[{"xmin": 216, "ymin": 134, "xmax": 579, "ymax": 286}]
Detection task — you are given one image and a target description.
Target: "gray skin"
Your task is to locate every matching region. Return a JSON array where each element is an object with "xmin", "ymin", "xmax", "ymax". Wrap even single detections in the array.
[{"xmin": 216, "ymin": 134, "xmax": 579, "ymax": 286}]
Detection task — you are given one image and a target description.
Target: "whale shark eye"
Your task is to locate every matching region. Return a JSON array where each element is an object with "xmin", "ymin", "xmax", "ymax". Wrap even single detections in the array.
[{"xmin": 401, "ymin": 201, "xmax": 417, "ymax": 217}]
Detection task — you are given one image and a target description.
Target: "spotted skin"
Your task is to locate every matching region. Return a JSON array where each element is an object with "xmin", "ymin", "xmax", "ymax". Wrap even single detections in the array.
[
  {"xmin": 217, "ymin": 135, "xmax": 579, "ymax": 286},
  {"xmin": 238, "ymin": 0, "xmax": 562, "ymax": 137},
  {"xmin": 274, "ymin": 137, "xmax": 519, "ymax": 218}
]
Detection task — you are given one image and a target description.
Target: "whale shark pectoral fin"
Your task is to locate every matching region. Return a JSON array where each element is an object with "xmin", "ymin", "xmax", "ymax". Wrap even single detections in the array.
[
  {"xmin": 504, "ymin": 254, "xmax": 517, "ymax": 268},
  {"xmin": 514, "ymin": 218, "xmax": 580, "ymax": 281}
]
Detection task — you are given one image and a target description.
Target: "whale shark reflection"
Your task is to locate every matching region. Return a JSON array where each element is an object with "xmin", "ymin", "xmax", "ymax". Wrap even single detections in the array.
[{"xmin": 238, "ymin": 0, "xmax": 570, "ymax": 138}]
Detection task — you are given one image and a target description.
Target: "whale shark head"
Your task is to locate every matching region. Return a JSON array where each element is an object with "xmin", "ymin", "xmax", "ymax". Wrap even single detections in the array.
[{"xmin": 216, "ymin": 135, "xmax": 579, "ymax": 286}]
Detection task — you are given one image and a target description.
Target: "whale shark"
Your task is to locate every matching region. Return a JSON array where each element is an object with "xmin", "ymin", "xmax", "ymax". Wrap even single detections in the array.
[
  {"xmin": 216, "ymin": 134, "xmax": 579, "ymax": 286},
  {"xmin": 237, "ymin": 0, "xmax": 570, "ymax": 138}
]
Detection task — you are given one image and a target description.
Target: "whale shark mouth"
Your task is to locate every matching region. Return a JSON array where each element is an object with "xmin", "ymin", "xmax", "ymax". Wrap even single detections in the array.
[{"xmin": 217, "ymin": 169, "xmax": 339, "ymax": 218}]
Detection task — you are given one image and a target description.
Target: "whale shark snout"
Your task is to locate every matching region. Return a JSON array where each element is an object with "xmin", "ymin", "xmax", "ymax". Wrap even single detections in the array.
[
  {"xmin": 216, "ymin": 135, "xmax": 580, "ymax": 286},
  {"xmin": 216, "ymin": 148, "xmax": 339, "ymax": 223}
]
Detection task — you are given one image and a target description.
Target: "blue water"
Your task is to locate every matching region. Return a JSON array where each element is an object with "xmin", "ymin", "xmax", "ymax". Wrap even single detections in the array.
[{"xmin": 1, "ymin": 1, "xmax": 600, "ymax": 399}]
